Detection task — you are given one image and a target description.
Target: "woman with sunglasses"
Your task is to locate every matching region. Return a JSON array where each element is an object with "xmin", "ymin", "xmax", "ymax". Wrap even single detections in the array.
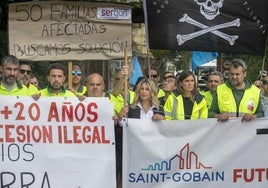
[
  {"xmin": 164, "ymin": 70, "xmax": 208, "ymax": 120},
  {"xmin": 118, "ymin": 78, "xmax": 165, "ymax": 124}
]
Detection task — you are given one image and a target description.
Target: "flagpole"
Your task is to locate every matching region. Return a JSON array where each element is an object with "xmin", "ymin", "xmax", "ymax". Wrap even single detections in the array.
[
  {"xmin": 124, "ymin": 47, "xmax": 128, "ymax": 106},
  {"xmin": 260, "ymin": 36, "xmax": 268, "ymax": 81},
  {"xmin": 147, "ymin": 49, "xmax": 151, "ymax": 78},
  {"xmin": 68, "ymin": 61, "xmax": 73, "ymax": 90}
]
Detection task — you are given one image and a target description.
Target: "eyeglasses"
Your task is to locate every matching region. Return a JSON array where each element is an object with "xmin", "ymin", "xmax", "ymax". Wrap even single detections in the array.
[
  {"xmin": 19, "ymin": 69, "xmax": 32, "ymax": 75},
  {"xmin": 262, "ymin": 80, "xmax": 268, "ymax": 85},
  {"xmin": 148, "ymin": 74, "xmax": 158, "ymax": 78},
  {"xmin": 72, "ymin": 71, "xmax": 83, "ymax": 76}
]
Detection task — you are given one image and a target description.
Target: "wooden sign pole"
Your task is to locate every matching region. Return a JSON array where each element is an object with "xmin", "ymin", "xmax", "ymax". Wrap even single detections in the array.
[
  {"xmin": 68, "ymin": 61, "xmax": 73, "ymax": 89},
  {"xmin": 124, "ymin": 48, "xmax": 128, "ymax": 106}
]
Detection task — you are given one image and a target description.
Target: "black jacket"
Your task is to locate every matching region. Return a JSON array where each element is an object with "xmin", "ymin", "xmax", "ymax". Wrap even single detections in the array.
[{"xmin": 127, "ymin": 105, "xmax": 165, "ymax": 119}]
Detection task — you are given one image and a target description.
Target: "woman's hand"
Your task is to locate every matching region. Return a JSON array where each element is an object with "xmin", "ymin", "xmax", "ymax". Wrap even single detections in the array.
[
  {"xmin": 118, "ymin": 106, "xmax": 129, "ymax": 120},
  {"xmin": 152, "ymin": 114, "xmax": 165, "ymax": 121}
]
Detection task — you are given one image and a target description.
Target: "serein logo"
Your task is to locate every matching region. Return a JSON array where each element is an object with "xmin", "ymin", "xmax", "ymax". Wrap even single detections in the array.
[{"xmin": 128, "ymin": 143, "xmax": 224, "ymax": 184}]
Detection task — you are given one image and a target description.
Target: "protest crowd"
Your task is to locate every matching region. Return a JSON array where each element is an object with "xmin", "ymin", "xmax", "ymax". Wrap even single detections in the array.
[
  {"xmin": 1, "ymin": 54, "xmax": 267, "ymax": 188},
  {"xmin": 1, "ymin": 0, "xmax": 268, "ymax": 187}
]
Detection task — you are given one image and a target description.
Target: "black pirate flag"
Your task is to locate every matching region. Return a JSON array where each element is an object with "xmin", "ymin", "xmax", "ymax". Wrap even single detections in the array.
[{"xmin": 143, "ymin": 0, "xmax": 268, "ymax": 55}]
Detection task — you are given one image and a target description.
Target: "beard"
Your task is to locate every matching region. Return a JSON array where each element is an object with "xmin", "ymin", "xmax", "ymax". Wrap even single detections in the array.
[
  {"xmin": 3, "ymin": 75, "xmax": 17, "ymax": 85},
  {"xmin": 230, "ymin": 79, "xmax": 243, "ymax": 87},
  {"xmin": 50, "ymin": 82, "xmax": 63, "ymax": 91},
  {"xmin": 209, "ymin": 86, "xmax": 217, "ymax": 91}
]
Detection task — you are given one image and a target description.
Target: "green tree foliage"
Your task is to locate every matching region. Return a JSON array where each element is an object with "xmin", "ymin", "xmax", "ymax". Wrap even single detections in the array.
[
  {"xmin": 0, "ymin": 31, "xmax": 8, "ymax": 59},
  {"xmin": 234, "ymin": 53, "xmax": 268, "ymax": 82},
  {"xmin": 31, "ymin": 62, "xmax": 50, "ymax": 89}
]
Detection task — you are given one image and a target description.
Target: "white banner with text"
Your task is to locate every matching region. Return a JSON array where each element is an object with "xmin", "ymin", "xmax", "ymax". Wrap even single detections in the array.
[
  {"xmin": 8, "ymin": 1, "xmax": 132, "ymax": 61},
  {"xmin": 0, "ymin": 96, "xmax": 115, "ymax": 188},
  {"xmin": 123, "ymin": 118, "xmax": 268, "ymax": 188}
]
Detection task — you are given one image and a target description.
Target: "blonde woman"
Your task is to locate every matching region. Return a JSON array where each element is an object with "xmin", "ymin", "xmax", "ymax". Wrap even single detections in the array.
[
  {"xmin": 119, "ymin": 78, "xmax": 165, "ymax": 122},
  {"xmin": 164, "ymin": 70, "xmax": 208, "ymax": 120}
]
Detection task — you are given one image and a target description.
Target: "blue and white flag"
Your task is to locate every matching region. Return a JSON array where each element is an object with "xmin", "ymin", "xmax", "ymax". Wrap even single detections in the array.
[
  {"xmin": 192, "ymin": 51, "xmax": 218, "ymax": 71},
  {"xmin": 131, "ymin": 55, "xmax": 143, "ymax": 86}
]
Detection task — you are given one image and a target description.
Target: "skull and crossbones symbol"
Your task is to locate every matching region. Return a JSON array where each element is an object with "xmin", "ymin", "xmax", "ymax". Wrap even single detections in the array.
[{"xmin": 176, "ymin": 0, "xmax": 240, "ymax": 46}]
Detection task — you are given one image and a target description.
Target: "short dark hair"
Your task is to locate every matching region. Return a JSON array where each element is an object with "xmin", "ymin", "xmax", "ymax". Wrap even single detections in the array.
[
  {"xmin": 19, "ymin": 61, "xmax": 33, "ymax": 70},
  {"xmin": 178, "ymin": 70, "xmax": 195, "ymax": 83},
  {"xmin": 48, "ymin": 63, "xmax": 66, "ymax": 76},
  {"xmin": 145, "ymin": 66, "xmax": 159, "ymax": 78},
  {"xmin": 73, "ymin": 63, "xmax": 83, "ymax": 72},
  {"xmin": 163, "ymin": 71, "xmax": 174, "ymax": 78}
]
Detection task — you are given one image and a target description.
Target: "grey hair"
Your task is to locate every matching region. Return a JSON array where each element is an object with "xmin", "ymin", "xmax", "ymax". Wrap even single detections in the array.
[
  {"xmin": 208, "ymin": 71, "xmax": 224, "ymax": 81},
  {"xmin": 230, "ymin": 59, "xmax": 247, "ymax": 72},
  {"xmin": 1, "ymin": 55, "xmax": 19, "ymax": 66}
]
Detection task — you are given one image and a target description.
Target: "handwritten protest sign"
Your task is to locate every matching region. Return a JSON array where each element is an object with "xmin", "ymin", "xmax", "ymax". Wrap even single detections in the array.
[{"xmin": 8, "ymin": 1, "xmax": 132, "ymax": 61}]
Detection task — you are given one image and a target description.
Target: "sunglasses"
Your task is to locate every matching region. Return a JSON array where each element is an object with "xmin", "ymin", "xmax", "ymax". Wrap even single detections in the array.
[
  {"xmin": 72, "ymin": 71, "xmax": 83, "ymax": 76},
  {"xmin": 19, "ymin": 69, "xmax": 32, "ymax": 75},
  {"xmin": 148, "ymin": 74, "xmax": 158, "ymax": 78}
]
